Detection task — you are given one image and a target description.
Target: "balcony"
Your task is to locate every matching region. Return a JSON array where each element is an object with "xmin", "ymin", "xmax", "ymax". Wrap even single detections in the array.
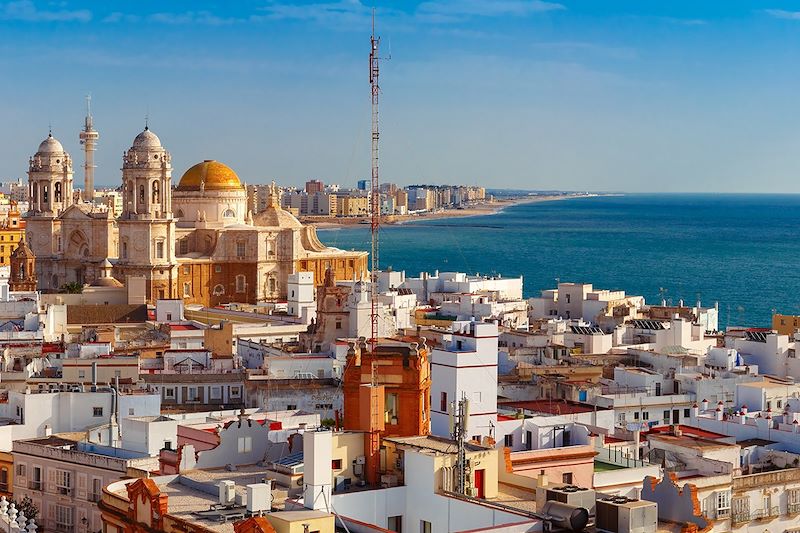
[
  {"xmin": 28, "ymin": 481, "xmax": 42, "ymax": 491},
  {"xmin": 733, "ymin": 507, "xmax": 780, "ymax": 524},
  {"xmin": 57, "ymin": 486, "xmax": 72, "ymax": 496},
  {"xmin": 788, "ymin": 503, "xmax": 800, "ymax": 515}
]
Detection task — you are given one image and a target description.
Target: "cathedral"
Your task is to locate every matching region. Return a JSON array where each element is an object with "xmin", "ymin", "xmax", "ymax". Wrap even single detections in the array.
[{"xmin": 24, "ymin": 128, "xmax": 368, "ymax": 304}]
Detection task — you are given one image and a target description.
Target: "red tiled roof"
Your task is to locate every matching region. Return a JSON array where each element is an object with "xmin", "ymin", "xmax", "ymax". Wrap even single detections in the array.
[{"xmin": 644, "ymin": 424, "xmax": 728, "ymax": 440}]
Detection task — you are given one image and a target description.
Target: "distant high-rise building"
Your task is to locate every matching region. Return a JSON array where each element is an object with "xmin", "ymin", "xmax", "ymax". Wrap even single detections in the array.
[
  {"xmin": 357, "ymin": 179, "xmax": 369, "ymax": 191},
  {"xmin": 305, "ymin": 179, "xmax": 324, "ymax": 194}
]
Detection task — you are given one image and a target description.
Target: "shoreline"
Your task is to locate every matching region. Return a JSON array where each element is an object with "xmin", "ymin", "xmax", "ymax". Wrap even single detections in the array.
[{"xmin": 308, "ymin": 193, "xmax": 603, "ymax": 229}]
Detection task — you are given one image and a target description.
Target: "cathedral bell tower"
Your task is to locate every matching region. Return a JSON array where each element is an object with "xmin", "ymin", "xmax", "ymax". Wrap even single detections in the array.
[
  {"xmin": 27, "ymin": 133, "xmax": 74, "ymax": 216},
  {"xmin": 9, "ymin": 238, "xmax": 37, "ymax": 292},
  {"xmin": 115, "ymin": 127, "xmax": 177, "ymax": 301}
]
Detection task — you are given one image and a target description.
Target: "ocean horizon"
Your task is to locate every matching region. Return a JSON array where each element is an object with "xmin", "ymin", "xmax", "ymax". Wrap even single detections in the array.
[{"xmin": 318, "ymin": 193, "xmax": 800, "ymax": 328}]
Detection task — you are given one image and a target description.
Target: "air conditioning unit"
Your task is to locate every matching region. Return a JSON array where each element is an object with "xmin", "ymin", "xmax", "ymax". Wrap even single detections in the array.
[
  {"xmin": 218, "ymin": 480, "xmax": 235, "ymax": 506},
  {"xmin": 355, "ymin": 455, "xmax": 366, "ymax": 465},
  {"xmin": 540, "ymin": 485, "xmax": 597, "ymax": 516},
  {"xmin": 595, "ymin": 496, "xmax": 657, "ymax": 533}
]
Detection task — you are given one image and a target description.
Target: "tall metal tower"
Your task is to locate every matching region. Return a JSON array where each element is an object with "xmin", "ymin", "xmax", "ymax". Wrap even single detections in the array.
[
  {"xmin": 369, "ymin": 10, "xmax": 381, "ymax": 351},
  {"xmin": 449, "ymin": 396, "xmax": 470, "ymax": 495},
  {"xmin": 79, "ymin": 95, "xmax": 99, "ymax": 203}
]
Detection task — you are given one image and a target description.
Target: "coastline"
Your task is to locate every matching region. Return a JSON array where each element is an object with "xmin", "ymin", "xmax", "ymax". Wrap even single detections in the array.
[{"xmin": 307, "ymin": 193, "xmax": 601, "ymax": 229}]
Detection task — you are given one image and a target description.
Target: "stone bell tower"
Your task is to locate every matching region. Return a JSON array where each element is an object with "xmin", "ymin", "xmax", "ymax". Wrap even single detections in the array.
[
  {"xmin": 115, "ymin": 127, "xmax": 177, "ymax": 301},
  {"xmin": 9, "ymin": 238, "xmax": 37, "ymax": 292}
]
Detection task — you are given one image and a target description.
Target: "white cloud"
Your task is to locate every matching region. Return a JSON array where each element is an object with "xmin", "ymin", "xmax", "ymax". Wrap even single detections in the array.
[
  {"xmin": 0, "ymin": 0, "xmax": 91, "ymax": 22},
  {"xmin": 764, "ymin": 9, "xmax": 800, "ymax": 20},
  {"xmin": 257, "ymin": 0, "xmax": 374, "ymax": 26},
  {"xmin": 416, "ymin": 0, "xmax": 565, "ymax": 20},
  {"xmin": 148, "ymin": 11, "xmax": 238, "ymax": 25}
]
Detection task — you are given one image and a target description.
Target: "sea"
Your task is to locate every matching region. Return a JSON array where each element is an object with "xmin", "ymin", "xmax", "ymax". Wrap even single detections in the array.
[{"xmin": 317, "ymin": 194, "xmax": 800, "ymax": 328}]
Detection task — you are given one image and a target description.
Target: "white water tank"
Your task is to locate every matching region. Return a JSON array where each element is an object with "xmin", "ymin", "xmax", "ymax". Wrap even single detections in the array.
[{"xmin": 247, "ymin": 483, "xmax": 271, "ymax": 514}]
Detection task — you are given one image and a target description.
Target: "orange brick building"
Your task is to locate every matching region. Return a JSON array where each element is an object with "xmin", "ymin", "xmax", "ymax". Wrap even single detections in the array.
[{"xmin": 342, "ymin": 338, "xmax": 431, "ymax": 484}]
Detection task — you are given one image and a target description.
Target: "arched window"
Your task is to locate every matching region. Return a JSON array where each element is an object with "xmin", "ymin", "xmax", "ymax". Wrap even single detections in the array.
[
  {"xmin": 54, "ymin": 182, "xmax": 62, "ymax": 202},
  {"xmin": 223, "ymin": 209, "xmax": 235, "ymax": 218},
  {"xmin": 212, "ymin": 284, "xmax": 225, "ymax": 296},
  {"xmin": 152, "ymin": 181, "xmax": 160, "ymax": 203},
  {"xmin": 235, "ymin": 275, "xmax": 246, "ymax": 293},
  {"xmin": 269, "ymin": 277, "xmax": 277, "ymax": 293},
  {"xmin": 176, "ymin": 209, "xmax": 185, "ymax": 219},
  {"xmin": 139, "ymin": 185, "xmax": 145, "ymax": 203},
  {"xmin": 121, "ymin": 240, "xmax": 128, "ymax": 259},
  {"xmin": 266, "ymin": 238, "xmax": 275, "ymax": 256},
  {"xmin": 128, "ymin": 181, "xmax": 135, "ymax": 201},
  {"xmin": 43, "ymin": 185, "xmax": 49, "ymax": 204}
]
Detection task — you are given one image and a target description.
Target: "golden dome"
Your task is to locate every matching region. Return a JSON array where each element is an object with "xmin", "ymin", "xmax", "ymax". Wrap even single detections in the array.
[{"xmin": 176, "ymin": 160, "xmax": 242, "ymax": 191}]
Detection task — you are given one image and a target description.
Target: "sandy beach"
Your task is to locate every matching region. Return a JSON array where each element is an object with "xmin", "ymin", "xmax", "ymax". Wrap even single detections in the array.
[{"xmin": 304, "ymin": 194, "xmax": 593, "ymax": 229}]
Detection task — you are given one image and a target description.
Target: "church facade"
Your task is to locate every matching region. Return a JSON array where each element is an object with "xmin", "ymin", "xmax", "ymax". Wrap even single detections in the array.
[{"xmin": 24, "ymin": 129, "xmax": 368, "ymax": 304}]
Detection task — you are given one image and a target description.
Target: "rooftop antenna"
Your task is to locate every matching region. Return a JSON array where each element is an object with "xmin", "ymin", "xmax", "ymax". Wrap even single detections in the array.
[
  {"xmin": 79, "ymin": 94, "xmax": 99, "ymax": 202},
  {"xmin": 369, "ymin": 7, "xmax": 384, "ymax": 353}
]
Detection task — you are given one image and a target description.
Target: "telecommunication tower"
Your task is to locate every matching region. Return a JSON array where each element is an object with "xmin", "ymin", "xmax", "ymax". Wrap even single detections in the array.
[
  {"xmin": 449, "ymin": 396, "xmax": 470, "ymax": 495},
  {"xmin": 79, "ymin": 95, "xmax": 99, "ymax": 202},
  {"xmin": 369, "ymin": 10, "xmax": 382, "ymax": 351}
]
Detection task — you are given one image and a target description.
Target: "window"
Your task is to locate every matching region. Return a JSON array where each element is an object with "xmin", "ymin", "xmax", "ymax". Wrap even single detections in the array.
[
  {"xmin": 183, "ymin": 282, "xmax": 191, "ymax": 297},
  {"xmin": 767, "ymin": 401, "xmax": 772, "ymax": 410},
  {"xmin": 778, "ymin": 400, "xmax": 783, "ymax": 408},
  {"xmin": 420, "ymin": 521, "xmax": 432, "ymax": 533},
  {"xmin": 155, "ymin": 240, "xmax": 164, "ymax": 259},
  {"xmin": 236, "ymin": 241, "xmax": 246, "ymax": 258},
  {"xmin": 286, "ymin": 404, "xmax": 297, "ymax": 410},
  {"xmin": 440, "ymin": 392, "xmax": 448, "ymax": 412},
  {"xmin": 215, "ymin": 265, "xmax": 222, "ymax": 273},
  {"xmin": 643, "ymin": 411, "xmax": 649, "ymax": 420},
  {"xmin": 504, "ymin": 434, "xmax": 514, "ymax": 447},
  {"xmin": 335, "ymin": 319, "xmax": 342, "ymax": 330},
  {"xmin": 30, "ymin": 466, "xmax": 41, "ymax": 490},
  {"xmin": 634, "ymin": 412, "xmax": 640, "ymax": 420},
  {"xmin": 182, "ymin": 265, "xmax": 190, "ymax": 275},
  {"xmin": 14, "ymin": 464, "xmax": 24, "ymax": 477},
  {"xmin": 237, "ymin": 436, "xmax": 252, "ymax": 454},
  {"xmin": 663, "ymin": 410, "xmax": 671, "ymax": 424},
  {"xmin": 55, "ymin": 504, "xmax": 73, "ymax": 532},
  {"xmin": 78, "ymin": 370, "xmax": 85, "ymax": 379},
  {"xmin": 213, "ymin": 284, "xmax": 225, "ymax": 296},
  {"xmin": 121, "ymin": 241, "xmax": 127, "ymax": 259},
  {"xmin": 187, "ymin": 387, "xmax": 199, "ymax": 401},
  {"xmin": 223, "ymin": 209, "xmax": 235, "ymax": 218},
  {"xmin": 732, "ymin": 496, "xmax": 750, "ymax": 522},
  {"xmin": 236, "ymin": 275, "xmax": 246, "ymax": 293},
  {"xmin": 562, "ymin": 472, "xmax": 573, "ymax": 484},
  {"xmin": 165, "ymin": 387, "xmax": 175, "ymax": 399},
  {"xmin": 315, "ymin": 403, "xmax": 334, "ymax": 410},
  {"xmin": 90, "ymin": 477, "xmax": 102, "ymax": 502},
  {"xmin": 332, "ymin": 459, "xmax": 342, "ymax": 470},
  {"xmin": 93, "ymin": 407, "xmax": 103, "ymax": 417},
  {"xmin": 56, "ymin": 469, "xmax": 72, "ymax": 493},
  {"xmin": 210, "ymin": 386, "xmax": 222, "ymax": 400},
  {"xmin": 230, "ymin": 386, "xmax": 241, "ymax": 398},
  {"xmin": 128, "ymin": 408, "xmax": 135, "ymax": 416},
  {"xmin": 716, "ymin": 490, "xmax": 731, "ymax": 518},
  {"xmin": 385, "ymin": 393, "xmax": 399, "ymax": 424},
  {"xmin": 684, "ymin": 408, "xmax": 691, "ymax": 418}
]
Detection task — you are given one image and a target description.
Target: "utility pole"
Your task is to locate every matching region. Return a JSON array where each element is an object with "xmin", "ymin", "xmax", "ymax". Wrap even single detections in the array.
[
  {"xmin": 450, "ymin": 396, "xmax": 470, "ymax": 495},
  {"xmin": 369, "ymin": 9, "xmax": 382, "ymax": 353},
  {"xmin": 79, "ymin": 94, "xmax": 99, "ymax": 203}
]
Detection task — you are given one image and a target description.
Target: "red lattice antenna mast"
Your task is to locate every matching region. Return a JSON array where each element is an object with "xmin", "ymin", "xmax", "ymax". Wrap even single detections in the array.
[{"xmin": 369, "ymin": 9, "xmax": 381, "ymax": 352}]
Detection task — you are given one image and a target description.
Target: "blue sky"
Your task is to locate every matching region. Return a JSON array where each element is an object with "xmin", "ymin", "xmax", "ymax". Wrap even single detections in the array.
[{"xmin": 2, "ymin": 1, "xmax": 800, "ymax": 192}]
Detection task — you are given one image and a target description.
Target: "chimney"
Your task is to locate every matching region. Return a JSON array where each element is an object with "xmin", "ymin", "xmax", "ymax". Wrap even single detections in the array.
[
  {"xmin": 537, "ymin": 470, "xmax": 548, "ymax": 487},
  {"xmin": 741, "ymin": 404, "xmax": 748, "ymax": 416},
  {"xmin": 701, "ymin": 399, "xmax": 709, "ymax": 411},
  {"xmin": 691, "ymin": 403, "xmax": 699, "ymax": 419},
  {"xmin": 716, "ymin": 407, "xmax": 723, "ymax": 421}
]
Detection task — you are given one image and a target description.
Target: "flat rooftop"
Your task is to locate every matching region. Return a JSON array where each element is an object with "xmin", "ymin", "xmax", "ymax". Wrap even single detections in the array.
[
  {"xmin": 500, "ymin": 399, "xmax": 609, "ymax": 415},
  {"xmin": 384, "ymin": 435, "xmax": 487, "ymax": 454}
]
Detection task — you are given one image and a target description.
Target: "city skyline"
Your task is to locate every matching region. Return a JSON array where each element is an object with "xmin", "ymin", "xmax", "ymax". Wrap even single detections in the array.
[{"xmin": 2, "ymin": 1, "xmax": 800, "ymax": 192}]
